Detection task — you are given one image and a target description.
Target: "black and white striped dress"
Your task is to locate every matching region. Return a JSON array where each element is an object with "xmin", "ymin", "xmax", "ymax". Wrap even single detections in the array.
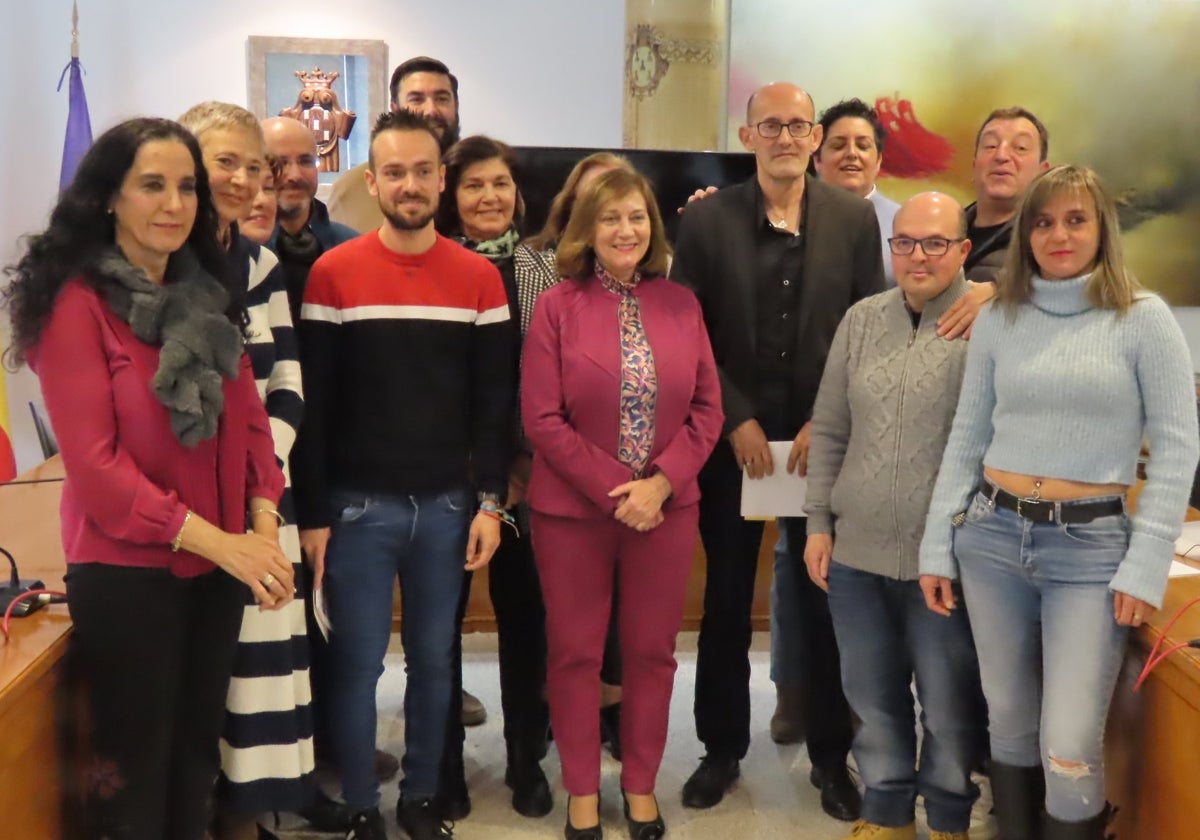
[{"xmin": 218, "ymin": 234, "xmax": 315, "ymax": 810}]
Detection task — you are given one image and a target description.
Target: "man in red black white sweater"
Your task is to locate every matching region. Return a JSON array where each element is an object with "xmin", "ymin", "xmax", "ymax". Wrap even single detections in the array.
[{"xmin": 293, "ymin": 109, "xmax": 514, "ymax": 840}]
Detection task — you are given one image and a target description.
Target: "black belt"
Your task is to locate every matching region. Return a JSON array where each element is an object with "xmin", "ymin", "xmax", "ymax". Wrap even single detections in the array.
[{"xmin": 979, "ymin": 481, "xmax": 1125, "ymax": 524}]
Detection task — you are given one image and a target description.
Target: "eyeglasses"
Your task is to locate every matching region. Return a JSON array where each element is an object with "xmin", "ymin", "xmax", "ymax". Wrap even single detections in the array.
[
  {"xmin": 754, "ymin": 120, "xmax": 814, "ymax": 139},
  {"xmin": 887, "ymin": 236, "xmax": 964, "ymax": 256}
]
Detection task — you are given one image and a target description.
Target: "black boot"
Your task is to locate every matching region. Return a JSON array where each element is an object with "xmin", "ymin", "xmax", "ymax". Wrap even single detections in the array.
[
  {"xmin": 1043, "ymin": 803, "xmax": 1117, "ymax": 840},
  {"xmin": 990, "ymin": 761, "xmax": 1046, "ymax": 840},
  {"xmin": 505, "ymin": 740, "xmax": 553, "ymax": 818}
]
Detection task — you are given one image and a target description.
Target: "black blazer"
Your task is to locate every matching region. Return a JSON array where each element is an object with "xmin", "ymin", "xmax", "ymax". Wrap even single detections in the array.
[{"xmin": 670, "ymin": 174, "xmax": 885, "ymax": 437}]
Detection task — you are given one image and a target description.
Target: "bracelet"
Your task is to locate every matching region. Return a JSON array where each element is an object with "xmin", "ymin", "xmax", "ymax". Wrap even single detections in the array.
[
  {"xmin": 170, "ymin": 510, "xmax": 193, "ymax": 553},
  {"xmin": 249, "ymin": 507, "xmax": 286, "ymax": 527},
  {"xmin": 477, "ymin": 506, "xmax": 520, "ymax": 537}
]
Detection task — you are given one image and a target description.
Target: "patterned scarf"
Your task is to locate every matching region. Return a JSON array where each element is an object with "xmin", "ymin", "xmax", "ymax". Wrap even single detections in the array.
[{"xmin": 457, "ymin": 225, "xmax": 520, "ymax": 263}]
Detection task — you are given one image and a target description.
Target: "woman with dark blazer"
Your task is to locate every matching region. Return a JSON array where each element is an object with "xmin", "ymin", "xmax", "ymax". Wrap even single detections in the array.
[{"xmin": 522, "ymin": 168, "xmax": 723, "ymax": 839}]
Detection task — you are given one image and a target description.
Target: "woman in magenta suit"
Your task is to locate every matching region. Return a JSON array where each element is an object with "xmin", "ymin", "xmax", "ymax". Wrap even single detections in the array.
[{"xmin": 521, "ymin": 168, "xmax": 723, "ymax": 840}]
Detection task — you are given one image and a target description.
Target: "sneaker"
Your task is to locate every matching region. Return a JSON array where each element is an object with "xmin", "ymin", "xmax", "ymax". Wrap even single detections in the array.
[
  {"xmin": 345, "ymin": 807, "xmax": 387, "ymax": 840},
  {"xmin": 930, "ymin": 832, "xmax": 970, "ymax": 840},
  {"xmin": 839, "ymin": 820, "xmax": 916, "ymax": 839},
  {"xmin": 397, "ymin": 796, "xmax": 454, "ymax": 839}
]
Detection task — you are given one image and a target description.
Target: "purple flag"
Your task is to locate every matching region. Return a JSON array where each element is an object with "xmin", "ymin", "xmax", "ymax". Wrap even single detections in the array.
[{"xmin": 57, "ymin": 57, "xmax": 93, "ymax": 193}]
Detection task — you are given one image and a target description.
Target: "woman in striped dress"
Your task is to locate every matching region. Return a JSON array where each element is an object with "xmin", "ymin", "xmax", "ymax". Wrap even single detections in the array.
[{"xmin": 179, "ymin": 102, "xmax": 314, "ymax": 838}]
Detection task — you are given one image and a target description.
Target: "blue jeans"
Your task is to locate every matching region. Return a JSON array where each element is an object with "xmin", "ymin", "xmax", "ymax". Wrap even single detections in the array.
[
  {"xmin": 954, "ymin": 490, "xmax": 1130, "ymax": 822},
  {"xmin": 323, "ymin": 487, "xmax": 469, "ymax": 809},
  {"xmin": 827, "ymin": 563, "xmax": 982, "ymax": 832},
  {"xmin": 769, "ymin": 524, "xmax": 803, "ymax": 685}
]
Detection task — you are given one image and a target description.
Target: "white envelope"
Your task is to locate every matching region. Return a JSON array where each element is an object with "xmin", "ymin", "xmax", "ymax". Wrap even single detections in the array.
[{"xmin": 740, "ymin": 440, "xmax": 808, "ymax": 518}]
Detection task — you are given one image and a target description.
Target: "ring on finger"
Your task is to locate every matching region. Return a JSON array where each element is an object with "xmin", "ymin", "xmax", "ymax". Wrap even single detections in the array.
[{"xmin": 262, "ymin": 573, "xmax": 276, "ymax": 587}]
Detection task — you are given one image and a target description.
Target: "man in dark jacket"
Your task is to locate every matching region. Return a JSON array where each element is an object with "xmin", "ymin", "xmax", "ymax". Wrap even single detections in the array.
[{"xmin": 671, "ymin": 81, "xmax": 884, "ymax": 822}]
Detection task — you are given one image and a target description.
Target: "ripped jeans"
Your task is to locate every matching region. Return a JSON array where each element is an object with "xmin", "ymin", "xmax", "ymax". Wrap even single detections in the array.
[{"xmin": 953, "ymin": 490, "xmax": 1130, "ymax": 821}]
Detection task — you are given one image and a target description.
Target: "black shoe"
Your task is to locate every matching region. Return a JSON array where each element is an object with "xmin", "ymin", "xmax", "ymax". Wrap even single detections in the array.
[
  {"xmin": 600, "ymin": 703, "xmax": 623, "ymax": 761},
  {"xmin": 565, "ymin": 795, "xmax": 603, "ymax": 840},
  {"xmin": 346, "ymin": 807, "xmax": 387, "ymax": 840},
  {"xmin": 298, "ymin": 789, "xmax": 352, "ymax": 832},
  {"xmin": 436, "ymin": 776, "xmax": 471, "ymax": 822},
  {"xmin": 622, "ymin": 792, "xmax": 666, "ymax": 840},
  {"xmin": 397, "ymin": 796, "xmax": 454, "ymax": 839},
  {"xmin": 505, "ymin": 760, "xmax": 553, "ymax": 818},
  {"xmin": 809, "ymin": 764, "xmax": 862, "ymax": 822},
  {"xmin": 680, "ymin": 755, "xmax": 740, "ymax": 809}
]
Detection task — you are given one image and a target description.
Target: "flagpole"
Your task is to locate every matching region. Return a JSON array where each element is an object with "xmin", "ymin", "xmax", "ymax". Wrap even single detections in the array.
[{"xmin": 58, "ymin": 0, "xmax": 93, "ymax": 193}]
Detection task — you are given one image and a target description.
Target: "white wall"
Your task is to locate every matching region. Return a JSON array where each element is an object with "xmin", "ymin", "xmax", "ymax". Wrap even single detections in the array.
[{"xmin": 1, "ymin": 0, "xmax": 627, "ymax": 469}]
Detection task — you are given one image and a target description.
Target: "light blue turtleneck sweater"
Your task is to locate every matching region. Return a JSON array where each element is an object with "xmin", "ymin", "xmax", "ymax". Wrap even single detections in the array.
[{"xmin": 919, "ymin": 274, "xmax": 1199, "ymax": 607}]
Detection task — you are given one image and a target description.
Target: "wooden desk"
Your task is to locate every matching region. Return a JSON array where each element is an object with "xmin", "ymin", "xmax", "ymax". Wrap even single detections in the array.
[
  {"xmin": 0, "ymin": 456, "xmax": 83, "ymax": 838},
  {"xmin": 27, "ymin": 455, "xmax": 1200, "ymax": 834},
  {"xmin": 1107, "ymin": 512, "xmax": 1200, "ymax": 838}
]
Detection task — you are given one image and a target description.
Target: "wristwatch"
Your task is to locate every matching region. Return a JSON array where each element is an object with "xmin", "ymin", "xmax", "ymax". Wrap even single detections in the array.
[{"xmin": 477, "ymin": 491, "xmax": 502, "ymax": 506}]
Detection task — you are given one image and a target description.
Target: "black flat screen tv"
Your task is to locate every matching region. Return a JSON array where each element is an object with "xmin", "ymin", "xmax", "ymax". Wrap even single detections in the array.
[{"xmin": 511, "ymin": 146, "xmax": 757, "ymax": 244}]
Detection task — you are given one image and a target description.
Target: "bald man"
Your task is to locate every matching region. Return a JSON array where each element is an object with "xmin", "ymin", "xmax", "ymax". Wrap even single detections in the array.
[
  {"xmin": 261, "ymin": 116, "xmax": 359, "ymax": 323},
  {"xmin": 671, "ymin": 82, "xmax": 883, "ymax": 818},
  {"xmin": 803, "ymin": 193, "xmax": 985, "ymax": 840}
]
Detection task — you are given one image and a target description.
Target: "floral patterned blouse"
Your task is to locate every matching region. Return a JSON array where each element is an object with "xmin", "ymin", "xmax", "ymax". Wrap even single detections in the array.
[{"xmin": 597, "ymin": 264, "xmax": 658, "ymax": 477}]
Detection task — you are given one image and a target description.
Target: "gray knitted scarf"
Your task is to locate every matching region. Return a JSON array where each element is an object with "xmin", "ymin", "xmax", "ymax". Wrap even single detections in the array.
[{"xmin": 95, "ymin": 247, "xmax": 243, "ymax": 447}]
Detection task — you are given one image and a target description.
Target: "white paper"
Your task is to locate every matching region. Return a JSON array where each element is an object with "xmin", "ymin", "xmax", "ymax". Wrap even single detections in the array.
[
  {"xmin": 313, "ymin": 586, "xmax": 332, "ymax": 641},
  {"xmin": 1174, "ymin": 520, "xmax": 1200, "ymax": 559},
  {"xmin": 740, "ymin": 441, "xmax": 808, "ymax": 518},
  {"xmin": 1169, "ymin": 560, "xmax": 1200, "ymax": 578}
]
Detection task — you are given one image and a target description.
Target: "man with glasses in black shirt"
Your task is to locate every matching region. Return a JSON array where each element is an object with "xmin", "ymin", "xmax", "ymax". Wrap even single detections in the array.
[{"xmin": 671, "ymin": 81, "xmax": 884, "ymax": 821}]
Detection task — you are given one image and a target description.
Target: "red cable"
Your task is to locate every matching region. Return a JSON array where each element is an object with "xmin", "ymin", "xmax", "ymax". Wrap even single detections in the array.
[
  {"xmin": 1133, "ymin": 593, "xmax": 1200, "ymax": 692},
  {"xmin": 1134, "ymin": 641, "xmax": 1194, "ymax": 692},
  {"xmin": 1, "ymin": 588, "xmax": 68, "ymax": 639}
]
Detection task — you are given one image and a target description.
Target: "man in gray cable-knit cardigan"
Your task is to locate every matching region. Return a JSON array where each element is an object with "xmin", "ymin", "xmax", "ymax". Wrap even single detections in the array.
[{"xmin": 802, "ymin": 192, "xmax": 988, "ymax": 840}]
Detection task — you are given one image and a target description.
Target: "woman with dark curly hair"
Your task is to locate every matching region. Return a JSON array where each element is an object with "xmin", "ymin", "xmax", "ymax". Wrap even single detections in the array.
[{"xmin": 2, "ymin": 117, "xmax": 289, "ymax": 840}]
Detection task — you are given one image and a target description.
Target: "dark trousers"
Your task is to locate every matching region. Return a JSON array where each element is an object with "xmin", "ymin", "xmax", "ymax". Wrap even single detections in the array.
[
  {"xmin": 443, "ymin": 522, "xmax": 551, "ymax": 789},
  {"xmin": 694, "ymin": 443, "xmax": 852, "ymax": 767},
  {"xmin": 488, "ymin": 526, "xmax": 551, "ymax": 756},
  {"xmin": 67, "ymin": 563, "xmax": 245, "ymax": 840}
]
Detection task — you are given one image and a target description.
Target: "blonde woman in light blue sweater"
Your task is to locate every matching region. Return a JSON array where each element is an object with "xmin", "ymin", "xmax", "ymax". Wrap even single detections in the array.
[{"xmin": 919, "ymin": 165, "xmax": 1198, "ymax": 840}]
